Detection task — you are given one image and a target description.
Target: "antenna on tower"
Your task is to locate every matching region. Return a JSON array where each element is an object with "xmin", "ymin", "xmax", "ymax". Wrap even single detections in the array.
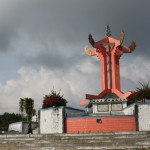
[{"xmin": 105, "ymin": 25, "xmax": 111, "ymax": 37}]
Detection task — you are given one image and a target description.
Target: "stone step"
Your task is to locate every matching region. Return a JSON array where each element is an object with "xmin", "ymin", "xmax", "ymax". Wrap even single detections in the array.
[
  {"xmin": 0, "ymin": 137, "xmax": 148, "ymax": 144},
  {"xmin": 0, "ymin": 131, "xmax": 149, "ymax": 138},
  {"xmin": 1, "ymin": 131, "xmax": 149, "ymax": 137},
  {"xmin": 0, "ymin": 137, "xmax": 150, "ymax": 147},
  {"xmin": 41, "ymin": 134, "xmax": 150, "ymax": 140},
  {"xmin": 61, "ymin": 131, "xmax": 150, "ymax": 136},
  {"xmin": 46, "ymin": 131, "xmax": 150, "ymax": 137},
  {"xmin": 0, "ymin": 145, "xmax": 149, "ymax": 150},
  {"xmin": 1, "ymin": 133, "xmax": 150, "ymax": 140},
  {"xmin": 0, "ymin": 132, "xmax": 150, "ymax": 150},
  {"xmin": 0, "ymin": 136, "xmax": 150, "ymax": 143}
]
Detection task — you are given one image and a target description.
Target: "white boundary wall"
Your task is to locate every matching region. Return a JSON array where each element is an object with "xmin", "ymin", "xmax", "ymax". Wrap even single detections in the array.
[
  {"xmin": 123, "ymin": 104, "xmax": 135, "ymax": 115},
  {"xmin": 123, "ymin": 103, "xmax": 150, "ymax": 131},
  {"xmin": 8, "ymin": 122, "xmax": 22, "ymax": 133},
  {"xmin": 39, "ymin": 106, "xmax": 85, "ymax": 134},
  {"xmin": 138, "ymin": 104, "xmax": 150, "ymax": 131},
  {"xmin": 8, "ymin": 122, "xmax": 38, "ymax": 134},
  {"xmin": 39, "ymin": 103, "xmax": 150, "ymax": 133},
  {"xmin": 40, "ymin": 107, "xmax": 65, "ymax": 134}
]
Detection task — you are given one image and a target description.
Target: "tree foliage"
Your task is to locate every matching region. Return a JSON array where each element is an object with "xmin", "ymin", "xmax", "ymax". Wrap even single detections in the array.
[
  {"xmin": 19, "ymin": 98, "xmax": 25, "ymax": 113},
  {"xmin": 127, "ymin": 82, "xmax": 150, "ymax": 102},
  {"xmin": 19, "ymin": 98, "xmax": 35, "ymax": 121},
  {"xmin": 42, "ymin": 89, "xmax": 68, "ymax": 108},
  {"xmin": 0, "ymin": 113, "xmax": 22, "ymax": 130}
]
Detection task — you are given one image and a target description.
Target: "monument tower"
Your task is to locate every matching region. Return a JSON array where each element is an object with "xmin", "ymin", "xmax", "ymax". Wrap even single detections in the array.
[{"xmin": 80, "ymin": 26, "xmax": 136, "ymax": 115}]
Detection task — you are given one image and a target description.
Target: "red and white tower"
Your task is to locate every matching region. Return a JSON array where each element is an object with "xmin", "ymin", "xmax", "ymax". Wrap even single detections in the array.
[{"xmin": 80, "ymin": 26, "xmax": 136, "ymax": 106}]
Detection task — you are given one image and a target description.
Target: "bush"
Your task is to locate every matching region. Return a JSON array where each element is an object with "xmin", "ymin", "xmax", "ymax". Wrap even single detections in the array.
[{"xmin": 42, "ymin": 89, "xmax": 68, "ymax": 108}]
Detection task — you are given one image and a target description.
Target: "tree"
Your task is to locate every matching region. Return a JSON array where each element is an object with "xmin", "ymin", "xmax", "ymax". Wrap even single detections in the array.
[
  {"xmin": 24, "ymin": 98, "xmax": 34, "ymax": 121},
  {"xmin": 0, "ymin": 113, "xmax": 22, "ymax": 130},
  {"xmin": 42, "ymin": 89, "xmax": 68, "ymax": 108},
  {"xmin": 19, "ymin": 98, "xmax": 25, "ymax": 120},
  {"xmin": 127, "ymin": 82, "xmax": 150, "ymax": 102},
  {"xmin": 19, "ymin": 98, "xmax": 35, "ymax": 121}
]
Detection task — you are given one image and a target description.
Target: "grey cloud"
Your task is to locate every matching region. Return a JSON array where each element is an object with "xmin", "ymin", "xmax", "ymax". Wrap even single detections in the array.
[
  {"xmin": 0, "ymin": 0, "xmax": 150, "ymax": 54},
  {"xmin": 23, "ymin": 46, "xmax": 95, "ymax": 72},
  {"xmin": 0, "ymin": 0, "xmax": 150, "ymax": 113},
  {"xmin": 0, "ymin": 0, "xmax": 150, "ymax": 76}
]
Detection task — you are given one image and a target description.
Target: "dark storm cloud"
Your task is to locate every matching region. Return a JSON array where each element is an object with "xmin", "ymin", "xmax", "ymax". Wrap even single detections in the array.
[
  {"xmin": 0, "ymin": 0, "xmax": 150, "ymax": 67},
  {"xmin": 24, "ymin": 45, "xmax": 96, "ymax": 72}
]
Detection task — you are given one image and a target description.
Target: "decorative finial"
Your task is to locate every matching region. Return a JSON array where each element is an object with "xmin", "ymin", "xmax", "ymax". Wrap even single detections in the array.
[{"xmin": 105, "ymin": 25, "xmax": 111, "ymax": 37}]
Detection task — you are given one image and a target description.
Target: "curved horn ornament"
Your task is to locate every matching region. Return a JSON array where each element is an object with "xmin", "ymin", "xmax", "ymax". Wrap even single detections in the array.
[
  {"xmin": 88, "ymin": 34, "xmax": 95, "ymax": 48},
  {"xmin": 129, "ymin": 41, "xmax": 136, "ymax": 53},
  {"xmin": 84, "ymin": 46, "xmax": 91, "ymax": 55},
  {"xmin": 120, "ymin": 30, "xmax": 125, "ymax": 45}
]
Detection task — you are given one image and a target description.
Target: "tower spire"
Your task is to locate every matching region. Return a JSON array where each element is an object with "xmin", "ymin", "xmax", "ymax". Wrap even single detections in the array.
[{"xmin": 105, "ymin": 25, "xmax": 111, "ymax": 37}]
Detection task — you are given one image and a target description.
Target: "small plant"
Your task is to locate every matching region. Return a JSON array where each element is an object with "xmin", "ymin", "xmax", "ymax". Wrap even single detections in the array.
[{"xmin": 42, "ymin": 89, "xmax": 68, "ymax": 108}]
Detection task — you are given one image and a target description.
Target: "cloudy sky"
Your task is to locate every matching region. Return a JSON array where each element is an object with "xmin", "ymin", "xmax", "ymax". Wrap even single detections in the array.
[{"xmin": 0, "ymin": 0, "xmax": 150, "ymax": 114}]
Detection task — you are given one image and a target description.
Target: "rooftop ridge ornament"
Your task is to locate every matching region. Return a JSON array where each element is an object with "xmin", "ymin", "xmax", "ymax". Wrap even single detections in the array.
[{"xmin": 105, "ymin": 25, "xmax": 111, "ymax": 37}]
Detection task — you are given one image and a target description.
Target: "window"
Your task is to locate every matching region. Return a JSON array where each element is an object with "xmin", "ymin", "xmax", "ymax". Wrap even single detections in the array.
[
  {"xmin": 111, "ymin": 103, "xmax": 122, "ymax": 111},
  {"xmin": 96, "ymin": 119, "xmax": 102, "ymax": 123},
  {"xmin": 97, "ymin": 104, "xmax": 109, "ymax": 112}
]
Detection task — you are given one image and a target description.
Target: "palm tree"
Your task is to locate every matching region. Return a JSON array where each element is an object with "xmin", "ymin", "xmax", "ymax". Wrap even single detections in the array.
[
  {"xmin": 135, "ymin": 82, "xmax": 150, "ymax": 102},
  {"xmin": 128, "ymin": 82, "xmax": 150, "ymax": 102}
]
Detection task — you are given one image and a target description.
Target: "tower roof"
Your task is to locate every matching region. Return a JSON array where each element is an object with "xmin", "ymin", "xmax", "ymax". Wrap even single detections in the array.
[{"xmin": 94, "ymin": 36, "xmax": 120, "ymax": 49}]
